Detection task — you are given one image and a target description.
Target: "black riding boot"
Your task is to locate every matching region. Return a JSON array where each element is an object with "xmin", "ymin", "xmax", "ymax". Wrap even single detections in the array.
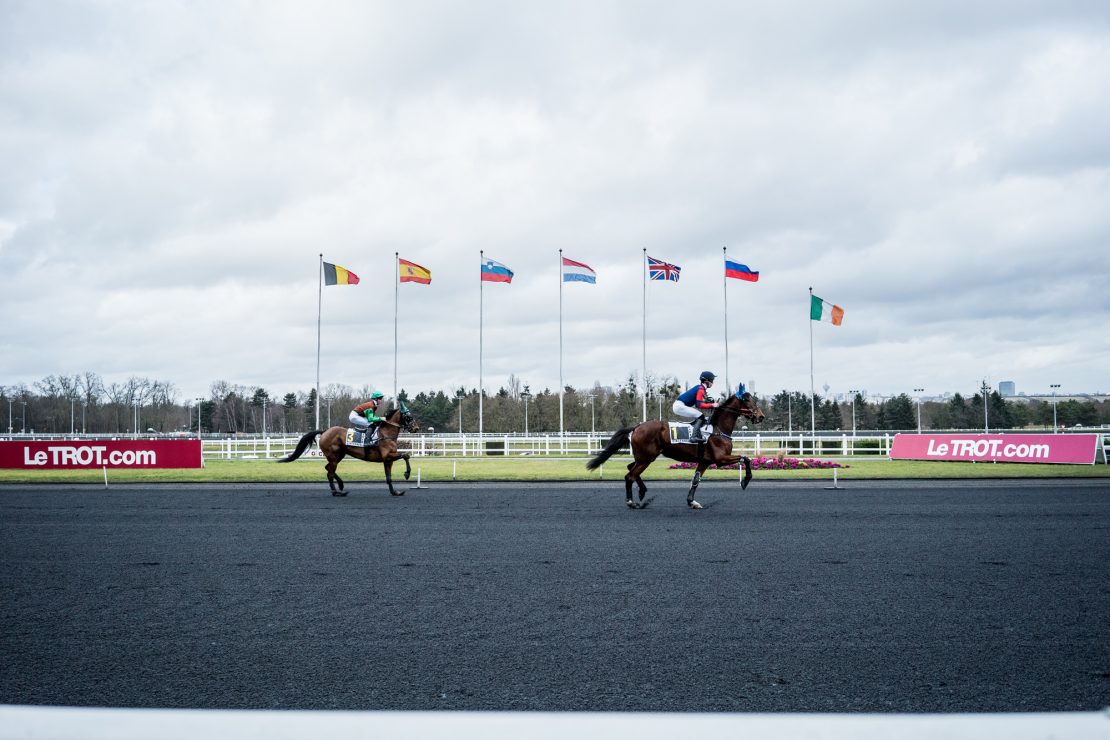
[{"xmin": 689, "ymin": 416, "xmax": 705, "ymax": 442}]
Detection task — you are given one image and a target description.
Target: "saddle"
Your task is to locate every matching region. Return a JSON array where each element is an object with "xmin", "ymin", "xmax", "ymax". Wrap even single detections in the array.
[
  {"xmin": 668, "ymin": 422, "xmax": 714, "ymax": 444},
  {"xmin": 345, "ymin": 427, "xmax": 378, "ymax": 447}
]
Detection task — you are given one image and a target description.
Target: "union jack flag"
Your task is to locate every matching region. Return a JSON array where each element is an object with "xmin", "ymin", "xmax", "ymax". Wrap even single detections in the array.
[{"xmin": 647, "ymin": 255, "xmax": 681, "ymax": 282}]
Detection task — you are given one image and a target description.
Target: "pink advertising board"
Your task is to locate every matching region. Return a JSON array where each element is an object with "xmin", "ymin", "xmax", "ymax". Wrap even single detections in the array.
[
  {"xmin": 0, "ymin": 439, "xmax": 202, "ymax": 470},
  {"xmin": 890, "ymin": 433, "xmax": 1102, "ymax": 465}
]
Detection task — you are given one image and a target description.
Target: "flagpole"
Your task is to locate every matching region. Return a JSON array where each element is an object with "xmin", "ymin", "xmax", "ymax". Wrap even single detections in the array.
[
  {"xmin": 723, "ymin": 246, "xmax": 730, "ymax": 393},
  {"xmin": 559, "ymin": 249, "xmax": 564, "ymax": 438},
  {"xmin": 642, "ymin": 248, "xmax": 648, "ymax": 423},
  {"xmin": 809, "ymin": 286, "xmax": 816, "ymax": 438},
  {"xmin": 479, "ymin": 250, "xmax": 484, "ymax": 437},
  {"xmin": 394, "ymin": 252, "xmax": 399, "ymax": 402},
  {"xmin": 316, "ymin": 253, "xmax": 323, "ymax": 430}
]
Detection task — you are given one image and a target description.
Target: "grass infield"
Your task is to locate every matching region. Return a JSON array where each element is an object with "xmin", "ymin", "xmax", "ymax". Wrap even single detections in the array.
[{"xmin": 0, "ymin": 455, "xmax": 1106, "ymax": 484}]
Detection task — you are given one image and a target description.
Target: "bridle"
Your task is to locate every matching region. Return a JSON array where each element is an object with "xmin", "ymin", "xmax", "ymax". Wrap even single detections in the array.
[{"xmin": 713, "ymin": 394, "xmax": 762, "ymax": 421}]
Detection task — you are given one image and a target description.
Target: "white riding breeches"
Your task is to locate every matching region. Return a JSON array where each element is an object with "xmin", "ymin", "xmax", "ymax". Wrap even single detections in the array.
[
  {"xmin": 348, "ymin": 410, "xmax": 370, "ymax": 429},
  {"xmin": 671, "ymin": 400, "xmax": 702, "ymax": 421}
]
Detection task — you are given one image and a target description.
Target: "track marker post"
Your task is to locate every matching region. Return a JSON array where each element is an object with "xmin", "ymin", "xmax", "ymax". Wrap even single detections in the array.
[
  {"xmin": 824, "ymin": 467, "xmax": 843, "ymax": 490},
  {"xmin": 413, "ymin": 466, "xmax": 429, "ymax": 489},
  {"xmin": 102, "ymin": 465, "xmax": 108, "ymax": 488}
]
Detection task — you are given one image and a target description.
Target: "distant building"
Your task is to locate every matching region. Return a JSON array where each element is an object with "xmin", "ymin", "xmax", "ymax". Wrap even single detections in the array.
[{"xmin": 999, "ymin": 381, "xmax": 1016, "ymax": 397}]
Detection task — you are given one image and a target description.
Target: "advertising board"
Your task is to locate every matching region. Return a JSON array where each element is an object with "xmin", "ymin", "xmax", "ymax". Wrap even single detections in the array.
[
  {"xmin": 0, "ymin": 439, "xmax": 203, "ymax": 469},
  {"xmin": 890, "ymin": 433, "xmax": 1102, "ymax": 465}
]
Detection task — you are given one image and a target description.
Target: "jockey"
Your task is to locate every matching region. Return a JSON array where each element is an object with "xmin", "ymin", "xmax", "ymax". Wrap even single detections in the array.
[
  {"xmin": 673, "ymin": 371, "xmax": 719, "ymax": 442},
  {"xmin": 349, "ymin": 391, "xmax": 386, "ymax": 446}
]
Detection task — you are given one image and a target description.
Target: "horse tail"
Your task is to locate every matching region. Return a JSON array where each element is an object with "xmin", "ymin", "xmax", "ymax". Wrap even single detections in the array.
[
  {"xmin": 586, "ymin": 426, "xmax": 636, "ymax": 470},
  {"xmin": 277, "ymin": 430, "xmax": 323, "ymax": 462}
]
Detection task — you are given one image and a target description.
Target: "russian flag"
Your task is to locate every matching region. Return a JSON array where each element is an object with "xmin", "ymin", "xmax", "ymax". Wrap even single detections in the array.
[
  {"xmin": 562, "ymin": 256, "xmax": 596, "ymax": 284},
  {"xmin": 481, "ymin": 257, "xmax": 514, "ymax": 283},
  {"xmin": 725, "ymin": 258, "xmax": 759, "ymax": 282}
]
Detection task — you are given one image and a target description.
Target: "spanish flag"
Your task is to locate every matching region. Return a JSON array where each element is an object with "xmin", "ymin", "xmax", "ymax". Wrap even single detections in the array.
[
  {"xmin": 399, "ymin": 258, "xmax": 431, "ymax": 284},
  {"xmin": 322, "ymin": 261, "xmax": 359, "ymax": 286}
]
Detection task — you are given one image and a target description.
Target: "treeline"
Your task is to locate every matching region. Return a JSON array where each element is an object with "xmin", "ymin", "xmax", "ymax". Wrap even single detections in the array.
[{"xmin": 2, "ymin": 373, "xmax": 1107, "ymax": 435}]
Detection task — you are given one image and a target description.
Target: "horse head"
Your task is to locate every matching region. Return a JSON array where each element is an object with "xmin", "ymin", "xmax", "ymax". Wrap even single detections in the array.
[
  {"xmin": 714, "ymin": 384, "xmax": 765, "ymax": 427},
  {"xmin": 398, "ymin": 400, "xmax": 420, "ymax": 434}
]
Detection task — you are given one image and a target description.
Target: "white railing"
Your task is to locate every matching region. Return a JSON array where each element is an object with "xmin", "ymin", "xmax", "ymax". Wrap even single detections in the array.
[
  {"xmin": 4, "ymin": 430, "xmax": 1105, "ymax": 462},
  {"xmin": 202, "ymin": 432, "xmax": 902, "ymax": 461}
]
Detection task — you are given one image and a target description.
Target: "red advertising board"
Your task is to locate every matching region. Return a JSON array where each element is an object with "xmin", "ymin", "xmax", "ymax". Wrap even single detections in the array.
[
  {"xmin": 890, "ymin": 433, "xmax": 1102, "ymax": 465},
  {"xmin": 0, "ymin": 439, "xmax": 202, "ymax": 469}
]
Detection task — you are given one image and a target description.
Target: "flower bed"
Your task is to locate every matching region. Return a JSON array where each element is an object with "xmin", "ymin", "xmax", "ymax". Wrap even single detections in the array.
[{"xmin": 669, "ymin": 456, "xmax": 847, "ymax": 471}]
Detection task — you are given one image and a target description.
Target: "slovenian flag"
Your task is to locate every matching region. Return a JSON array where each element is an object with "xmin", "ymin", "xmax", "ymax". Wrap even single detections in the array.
[
  {"xmin": 810, "ymin": 293, "xmax": 845, "ymax": 326},
  {"xmin": 725, "ymin": 259, "xmax": 759, "ymax": 282},
  {"xmin": 481, "ymin": 257, "xmax": 514, "ymax": 283},
  {"xmin": 562, "ymin": 256, "xmax": 596, "ymax": 284},
  {"xmin": 398, "ymin": 258, "xmax": 431, "ymax": 284},
  {"xmin": 322, "ymin": 261, "xmax": 359, "ymax": 286}
]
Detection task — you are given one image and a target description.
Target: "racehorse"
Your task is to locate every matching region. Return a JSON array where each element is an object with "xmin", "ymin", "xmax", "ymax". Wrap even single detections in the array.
[
  {"xmin": 586, "ymin": 386, "xmax": 765, "ymax": 509},
  {"xmin": 278, "ymin": 404, "xmax": 420, "ymax": 496}
]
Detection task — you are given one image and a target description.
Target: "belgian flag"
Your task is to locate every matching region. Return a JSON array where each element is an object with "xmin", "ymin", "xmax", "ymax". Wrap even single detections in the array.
[{"xmin": 322, "ymin": 261, "xmax": 359, "ymax": 286}]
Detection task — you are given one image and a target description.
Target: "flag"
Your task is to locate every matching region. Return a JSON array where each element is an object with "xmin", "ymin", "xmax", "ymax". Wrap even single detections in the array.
[
  {"xmin": 481, "ymin": 257, "xmax": 514, "ymax": 283},
  {"xmin": 398, "ymin": 258, "xmax": 431, "ymax": 284},
  {"xmin": 725, "ymin": 259, "xmax": 759, "ymax": 282},
  {"xmin": 323, "ymin": 261, "xmax": 359, "ymax": 286},
  {"xmin": 810, "ymin": 294, "xmax": 844, "ymax": 325},
  {"xmin": 647, "ymin": 255, "xmax": 681, "ymax": 281},
  {"xmin": 562, "ymin": 256, "xmax": 596, "ymax": 284}
]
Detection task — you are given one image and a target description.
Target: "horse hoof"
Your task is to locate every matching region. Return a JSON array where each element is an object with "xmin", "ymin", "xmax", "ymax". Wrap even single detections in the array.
[
  {"xmin": 391, "ymin": 490, "xmax": 406, "ymax": 496},
  {"xmin": 331, "ymin": 491, "xmax": 347, "ymax": 497},
  {"xmin": 626, "ymin": 500, "xmax": 635, "ymax": 508},
  {"xmin": 688, "ymin": 500, "xmax": 703, "ymax": 509}
]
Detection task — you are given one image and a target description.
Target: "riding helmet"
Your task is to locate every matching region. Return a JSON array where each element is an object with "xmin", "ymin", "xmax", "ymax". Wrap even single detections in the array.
[
  {"xmin": 371, "ymin": 390, "xmax": 385, "ymax": 400},
  {"xmin": 700, "ymin": 370, "xmax": 716, "ymax": 382}
]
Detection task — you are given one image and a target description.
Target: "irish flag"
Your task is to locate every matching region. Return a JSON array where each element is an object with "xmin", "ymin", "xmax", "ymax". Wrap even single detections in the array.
[{"xmin": 810, "ymin": 293, "xmax": 844, "ymax": 325}]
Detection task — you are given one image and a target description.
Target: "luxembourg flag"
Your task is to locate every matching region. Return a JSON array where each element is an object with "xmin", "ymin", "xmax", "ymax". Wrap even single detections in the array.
[
  {"xmin": 481, "ymin": 257, "xmax": 514, "ymax": 283},
  {"xmin": 562, "ymin": 256, "xmax": 596, "ymax": 284},
  {"xmin": 725, "ymin": 258, "xmax": 759, "ymax": 282}
]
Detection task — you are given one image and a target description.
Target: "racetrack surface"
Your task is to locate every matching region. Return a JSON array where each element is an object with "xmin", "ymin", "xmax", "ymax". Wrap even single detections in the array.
[{"xmin": 2, "ymin": 479, "xmax": 1108, "ymax": 712}]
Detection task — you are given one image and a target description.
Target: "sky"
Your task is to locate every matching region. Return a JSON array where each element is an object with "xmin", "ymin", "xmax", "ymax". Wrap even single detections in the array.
[{"xmin": 3, "ymin": 0, "xmax": 1109, "ymax": 404}]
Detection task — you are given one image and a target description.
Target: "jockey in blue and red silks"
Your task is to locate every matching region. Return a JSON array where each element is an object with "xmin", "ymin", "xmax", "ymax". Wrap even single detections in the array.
[{"xmin": 673, "ymin": 371, "xmax": 720, "ymax": 442}]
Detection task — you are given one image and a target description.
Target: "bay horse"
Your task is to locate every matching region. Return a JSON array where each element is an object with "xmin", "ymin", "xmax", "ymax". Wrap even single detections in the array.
[
  {"xmin": 278, "ymin": 404, "xmax": 419, "ymax": 496},
  {"xmin": 586, "ymin": 386, "xmax": 765, "ymax": 509}
]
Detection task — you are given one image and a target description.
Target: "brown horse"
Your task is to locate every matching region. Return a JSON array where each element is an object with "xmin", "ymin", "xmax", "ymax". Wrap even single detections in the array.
[
  {"xmin": 278, "ymin": 404, "xmax": 419, "ymax": 496},
  {"xmin": 587, "ymin": 387, "xmax": 765, "ymax": 509}
]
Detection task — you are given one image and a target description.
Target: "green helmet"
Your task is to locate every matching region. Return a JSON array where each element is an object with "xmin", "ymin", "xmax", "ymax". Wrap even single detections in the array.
[{"xmin": 370, "ymin": 391, "xmax": 385, "ymax": 400}]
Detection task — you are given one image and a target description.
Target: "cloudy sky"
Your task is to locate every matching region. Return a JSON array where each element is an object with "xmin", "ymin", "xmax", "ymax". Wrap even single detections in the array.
[{"xmin": 3, "ymin": 0, "xmax": 1108, "ymax": 404}]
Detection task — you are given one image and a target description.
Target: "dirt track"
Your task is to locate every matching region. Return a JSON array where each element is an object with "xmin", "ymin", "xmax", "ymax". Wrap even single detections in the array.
[{"xmin": 2, "ymin": 480, "xmax": 1108, "ymax": 711}]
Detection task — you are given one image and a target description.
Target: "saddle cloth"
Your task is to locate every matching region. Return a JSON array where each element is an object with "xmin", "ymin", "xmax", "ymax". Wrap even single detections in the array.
[
  {"xmin": 668, "ymin": 422, "xmax": 712, "ymax": 444},
  {"xmin": 345, "ymin": 427, "xmax": 376, "ymax": 446}
]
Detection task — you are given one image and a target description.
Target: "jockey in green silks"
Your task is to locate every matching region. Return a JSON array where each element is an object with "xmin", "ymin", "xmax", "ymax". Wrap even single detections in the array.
[{"xmin": 349, "ymin": 391, "xmax": 385, "ymax": 446}]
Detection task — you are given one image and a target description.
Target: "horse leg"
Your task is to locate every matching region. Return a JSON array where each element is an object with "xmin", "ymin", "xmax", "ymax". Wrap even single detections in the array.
[
  {"xmin": 384, "ymin": 459, "xmax": 405, "ymax": 496},
  {"xmin": 402, "ymin": 452, "xmax": 411, "ymax": 481},
  {"xmin": 624, "ymin": 462, "xmax": 637, "ymax": 506},
  {"xmin": 713, "ymin": 451, "xmax": 754, "ymax": 491},
  {"xmin": 326, "ymin": 459, "xmax": 346, "ymax": 496},
  {"xmin": 687, "ymin": 462, "xmax": 709, "ymax": 509},
  {"xmin": 741, "ymin": 456, "xmax": 753, "ymax": 490}
]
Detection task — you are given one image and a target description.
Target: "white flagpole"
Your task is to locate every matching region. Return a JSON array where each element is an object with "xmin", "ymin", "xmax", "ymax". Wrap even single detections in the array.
[
  {"xmin": 559, "ymin": 249, "xmax": 565, "ymax": 437},
  {"xmin": 479, "ymin": 250, "xmax": 484, "ymax": 437},
  {"xmin": 316, "ymin": 253, "xmax": 323, "ymax": 430},
  {"xmin": 809, "ymin": 286, "xmax": 816, "ymax": 438},
  {"xmin": 394, "ymin": 252, "xmax": 399, "ymax": 403},
  {"xmin": 723, "ymin": 246, "xmax": 730, "ymax": 393},
  {"xmin": 642, "ymin": 248, "xmax": 648, "ymax": 423}
]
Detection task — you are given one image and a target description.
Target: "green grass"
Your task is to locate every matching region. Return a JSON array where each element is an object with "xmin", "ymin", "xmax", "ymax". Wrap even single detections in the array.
[{"xmin": 0, "ymin": 455, "xmax": 1106, "ymax": 485}]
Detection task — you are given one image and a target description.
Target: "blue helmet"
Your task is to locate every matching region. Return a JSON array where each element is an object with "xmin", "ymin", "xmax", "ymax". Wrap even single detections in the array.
[{"xmin": 699, "ymin": 370, "xmax": 716, "ymax": 382}]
